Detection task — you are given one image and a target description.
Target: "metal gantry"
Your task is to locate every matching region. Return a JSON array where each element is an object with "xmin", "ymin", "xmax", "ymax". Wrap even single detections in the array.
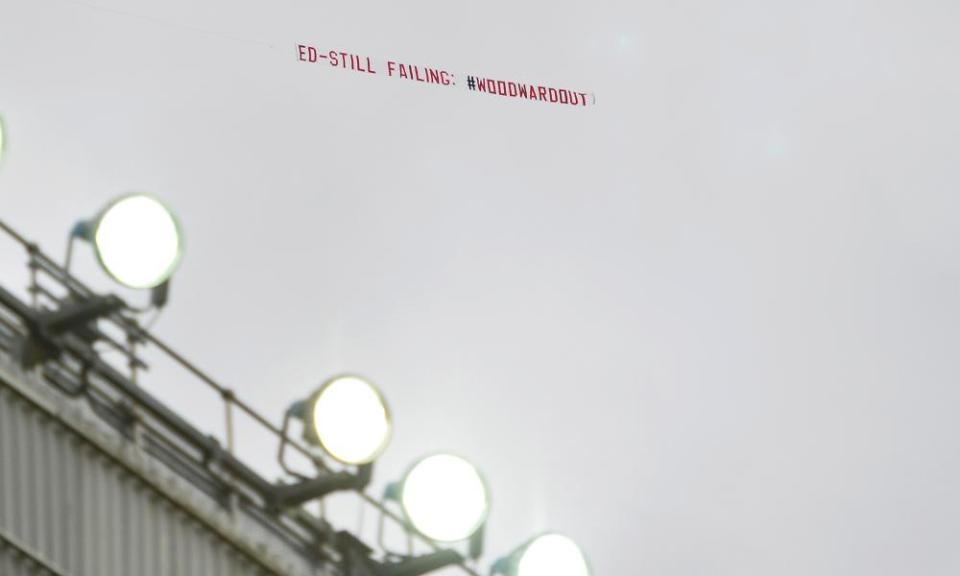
[{"xmin": 0, "ymin": 218, "xmax": 483, "ymax": 576}]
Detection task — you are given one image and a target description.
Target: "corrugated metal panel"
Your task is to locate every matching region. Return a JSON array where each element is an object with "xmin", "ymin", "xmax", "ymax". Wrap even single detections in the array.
[
  {"xmin": 0, "ymin": 360, "xmax": 328, "ymax": 576},
  {"xmin": 0, "ymin": 528, "xmax": 66, "ymax": 576}
]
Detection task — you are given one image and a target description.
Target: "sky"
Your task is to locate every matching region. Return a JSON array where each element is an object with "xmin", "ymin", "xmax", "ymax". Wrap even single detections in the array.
[{"xmin": 2, "ymin": 0, "xmax": 960, "ymax": 574}]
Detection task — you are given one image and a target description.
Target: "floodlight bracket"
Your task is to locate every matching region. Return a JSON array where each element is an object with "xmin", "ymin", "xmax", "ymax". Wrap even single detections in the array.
[
  {"xmin": 468, "ymin": 522, "xmax": 485, "ymax": 560},
  {"xmin": 266, "ymin": 462, "xmax": 373, "ymax": 511},
  {"xmin": 287, "ymin": 398, "xmax": 322, "ymax": 445},
  {"xmin": 338, "ymin": 531, "xmax": 379, "ymax": 576},
  {"xmin": 150, "ymin": 279, "xmax": 170, "ymax": 309},
  {"xmin": 16, "ymin": 292, "xmax": 125, "ymax": 368},
  {"xmin": 39, "ymin": 294, "xmax": 125, "ymax": 333},
  {"xmin": 375, "ymin": 550, "xmax": 464, "ymax": 576},
  {"xmin": 336, "ymin": 531, "xmax": 464, "ymax": 576}
]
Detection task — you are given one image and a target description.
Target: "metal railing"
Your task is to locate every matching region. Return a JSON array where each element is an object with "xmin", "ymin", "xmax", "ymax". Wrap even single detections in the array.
[{"xmin": 0, "ymin": 218, "xmax": 481, "ymax": 576}]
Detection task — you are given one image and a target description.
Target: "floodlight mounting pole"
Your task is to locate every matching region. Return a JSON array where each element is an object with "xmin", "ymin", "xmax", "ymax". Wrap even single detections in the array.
[
  {"xmin": 287, "ymin": 398, "xmax": 320, "ymax": 444},
  {"xmin": 267, "ymin": 462, "xmax": 373, "ymax": 511}
]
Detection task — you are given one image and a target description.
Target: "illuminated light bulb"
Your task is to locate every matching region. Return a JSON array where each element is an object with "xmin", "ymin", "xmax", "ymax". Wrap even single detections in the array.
[
  {"xmin": 516, "ymin": 533, "xmax": 590, "ymax": 576},
  {"xmin": 311, "ymin": 375, "xmax": 392, "ymax": 465},
  {"xmin": 401, "ymin": 453, "xmax": 489, "ymax": 542},
  {"xmin": 93, "ymin": 194, "xmax": 182, "ymax": 289}
]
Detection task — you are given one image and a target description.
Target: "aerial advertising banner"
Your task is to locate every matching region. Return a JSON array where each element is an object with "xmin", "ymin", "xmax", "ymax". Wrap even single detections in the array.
[{"xmin": 297, "ymin": 44, "xmax": 597, "ymax": 108}]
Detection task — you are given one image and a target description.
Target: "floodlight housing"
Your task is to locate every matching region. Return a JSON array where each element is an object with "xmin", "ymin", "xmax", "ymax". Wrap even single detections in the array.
[
  {"xmin": 73, "ymin": 193, "xmax": 183, "ymax": 289},
  {"xmin": 295, "ymin": 374, "xmax": 392, "ymax": 465},
  {"xmin": 396, "ymin": 453, "xmax": 490, "ymax": 543},
  {"xmin": 492, "ymin": 533, "xmax": 591, "ymax": 576}
]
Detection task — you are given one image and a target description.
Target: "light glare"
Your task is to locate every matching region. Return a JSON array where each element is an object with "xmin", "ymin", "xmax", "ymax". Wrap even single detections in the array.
[
  {"xmin": 517, "ymin": 534, "xmax": 590, "ymax": 576},
  {"xmin": 94, "ymin": 195, "xmax": 181, "ymax": 289},
  {"xmin": 312, "ymin": 376, "xmax": 391, "ymax": 465},
  {"xmin": 401, "ymin": 454, "xmax": 489, "ymax": 542}
]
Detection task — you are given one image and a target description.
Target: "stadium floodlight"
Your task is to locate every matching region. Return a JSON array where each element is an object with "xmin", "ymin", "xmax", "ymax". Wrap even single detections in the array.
[
  {"xmin": 491, "ymin": 533, "xmax": 591, "ymax": 576},
  {"xmin": 290, "ymin": 374, "xmax": 392, "ymax": 465},
  {"xmin": 70, "ymin": 194, "xmax": 183, "ymax": 290},
  {"xmin": 268, "ymin": 375, "xmax": 391, "ymax": 511},
  {"xmin": 393, "ymin": 453, "xmax": 490, "ymax": 543}
]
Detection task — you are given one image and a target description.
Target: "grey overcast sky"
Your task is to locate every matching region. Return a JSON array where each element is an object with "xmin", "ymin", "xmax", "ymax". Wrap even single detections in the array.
[{"xmin": 2, "ymin": 0, "xmax": 960, "ymax": 573}]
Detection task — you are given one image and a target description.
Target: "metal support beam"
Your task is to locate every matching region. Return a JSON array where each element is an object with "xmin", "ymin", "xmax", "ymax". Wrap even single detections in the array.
[
  {"xmin": 0, "ymin": 285, "xmax": 123, "ymax": 368},
  {"xmin": 268, "ymin": 464, "xmax": 373, "ymax": 511},
  {"xmin": 336, "ymin": 531, "xmax": 464, "ymax": 576}
]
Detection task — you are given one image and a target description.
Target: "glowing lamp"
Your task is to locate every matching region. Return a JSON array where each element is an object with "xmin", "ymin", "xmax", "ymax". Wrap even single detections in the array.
[
  {"xmin": 399, "ymin": 453, "xmax": 489, "ymax": 543},
  {"xmin": 75, "ymin": 194, "xmax": 183, "ymax": 289},
  {"xmin": 305, "ymin": 375, "xmax": 392, "ymax": 465},
  {"xmin": 493, "ymin": 533, "xmax": 591, "ymax": 576}
]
